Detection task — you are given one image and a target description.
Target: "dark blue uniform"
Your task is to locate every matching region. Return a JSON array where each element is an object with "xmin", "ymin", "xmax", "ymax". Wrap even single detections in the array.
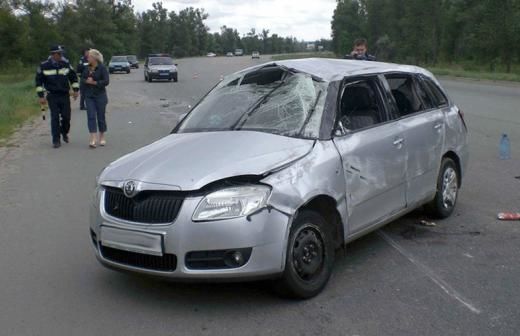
[
  {"xmin": 36, "ymin": 56, "xmax": 79, "ymax": 145},
  {"xmin": 344, "ymin": 53, "xmax": 377, "ymax": 61},
  {"xmin": 77, "ymin": 55, "xmax": 89, "ymax": 110}
]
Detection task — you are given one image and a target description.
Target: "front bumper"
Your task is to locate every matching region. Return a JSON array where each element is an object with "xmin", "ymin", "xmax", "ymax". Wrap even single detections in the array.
[
  {"xmin": 90, "ymin": 189, "xmax": 289, "ymax": 280},
  {"xmin": 147, "ymin": 71, "xmax": 177, "ymax": 80}
]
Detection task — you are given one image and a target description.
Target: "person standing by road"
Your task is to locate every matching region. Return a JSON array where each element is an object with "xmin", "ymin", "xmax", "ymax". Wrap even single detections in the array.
[
  {"xmin": 35, "ymin": 45, "xmax": 79, "ymax": 148},
  {"xmin": 77, "ymin": 48, "xmax": 90, "ymax": 110},
  {"xmin": 81, "ymin": 49, "xmax": 109, "ymax": 148},
  {"xmin": 344, "ymin": 38, "xmax": 376, "ymax": 61}
]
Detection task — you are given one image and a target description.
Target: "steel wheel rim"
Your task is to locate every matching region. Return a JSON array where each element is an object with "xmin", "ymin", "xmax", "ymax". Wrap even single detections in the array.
[
  {"xmin": 442, "ymin": 167, "xmax": 458, "ymax": 209},
  {"xmin": 291, "ymin": 224, "xmax": 325, "ymax": 282}
]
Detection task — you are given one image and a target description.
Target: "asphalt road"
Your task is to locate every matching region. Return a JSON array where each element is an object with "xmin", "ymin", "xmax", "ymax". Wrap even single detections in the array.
[{"xmin": 0, "ymin": 56, "xmax": 519, "ymax": 336}]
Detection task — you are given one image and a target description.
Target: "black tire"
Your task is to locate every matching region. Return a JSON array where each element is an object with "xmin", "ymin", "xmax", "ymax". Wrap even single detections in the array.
[
  {"xmin": 147, "ymin": 74, "xmax": 152, "ymax": 83},
  {"xmin": 173, "ymin": 74, "xmax": 178, "ymax": 82},
  {"xmin": 274, "ymin": 210, "xmax": 335, "ymax": 299},
  {"xmin": 425, "ymin": 158, "xmax": 459, "ymax": 219},
  {"xmin": 126, "ymin": 69, "xmax": 130, "ymax": 74}
]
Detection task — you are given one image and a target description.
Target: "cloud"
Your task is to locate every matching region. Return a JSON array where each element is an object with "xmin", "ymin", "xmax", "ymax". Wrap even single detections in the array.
[{"xmin": 133, "ymin": 0, "xmax": 336, "ymax": 41}]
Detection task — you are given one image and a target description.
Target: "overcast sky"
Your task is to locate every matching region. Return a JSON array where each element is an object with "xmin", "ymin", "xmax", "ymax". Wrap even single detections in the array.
[{"xmin": 132, "ymin": 0, "xmax": 336, "ymax": 41}]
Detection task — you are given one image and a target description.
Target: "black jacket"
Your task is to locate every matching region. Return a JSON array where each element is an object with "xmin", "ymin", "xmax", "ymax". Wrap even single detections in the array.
[
  {"xmin": 35, "ymin": 58, "xmax": 79, "ymax": 97},
  {"xmin": 81, "ymin": 63, "xmax": 110, "ymax": 97},
  {"xmin": 344, "ymin": 53, "xmax": 377, "ymax": 61},
  {"xmin": 76, "ymin": 56, "xmax": 89, "ymax": 78}
]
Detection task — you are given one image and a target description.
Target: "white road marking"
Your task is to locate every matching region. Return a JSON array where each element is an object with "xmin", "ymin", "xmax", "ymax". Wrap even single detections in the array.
[{"xmin": 377, "ymin": 230, "xmax": 482, "ymax": 314}]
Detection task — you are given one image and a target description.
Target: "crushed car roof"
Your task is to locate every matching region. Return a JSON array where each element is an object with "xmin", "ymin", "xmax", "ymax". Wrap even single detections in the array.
[{"xmin": 247, "ymin": 58, "xmax": 433, "ymax": 82}]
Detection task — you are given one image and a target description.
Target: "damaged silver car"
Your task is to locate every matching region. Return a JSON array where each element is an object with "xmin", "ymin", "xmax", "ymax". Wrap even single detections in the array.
[{"xmin": 90, "ymin": 59, "xmax": 468, "ymax": 298}]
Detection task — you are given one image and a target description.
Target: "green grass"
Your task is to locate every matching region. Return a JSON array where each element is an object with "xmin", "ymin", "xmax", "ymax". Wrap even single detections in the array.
[
  {"xmin": 427, "ymin": 66, "xmax": 520, "ymax": 82},
  {"xmin": 270, "ymin": 52, "xmax": 336, "ymax": 61},
  {"xmin": 0, "ymin": 72, "xmax": 39, "ymax": 142}
]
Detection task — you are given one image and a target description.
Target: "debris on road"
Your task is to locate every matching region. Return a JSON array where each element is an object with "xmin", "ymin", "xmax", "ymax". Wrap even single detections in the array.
[
  {"xmin": 499, "ymin": 134, "xmax": 511, "ymax": 160},
  {"xmin": 419, "ymin": 219, "xmax": 437, "ymax": 227},
  {"xmin": 497, "ymin": 212, "xmax": 520, "ymax": 221}
]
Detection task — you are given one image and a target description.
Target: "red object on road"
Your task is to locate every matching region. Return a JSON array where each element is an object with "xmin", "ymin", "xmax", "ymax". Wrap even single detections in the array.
[{"xmin": 497, "ymin": 212, "xmax": 520, "ymax": 221}]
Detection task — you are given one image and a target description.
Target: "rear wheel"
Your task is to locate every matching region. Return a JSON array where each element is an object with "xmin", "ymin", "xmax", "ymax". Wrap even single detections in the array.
[
  {"xmin": 425, "ymin": 158, "xmax": 459, "ymax": 219},
  {"xmin": 274, "ymin": 210, "xmax": 334, "ymax": 299}
]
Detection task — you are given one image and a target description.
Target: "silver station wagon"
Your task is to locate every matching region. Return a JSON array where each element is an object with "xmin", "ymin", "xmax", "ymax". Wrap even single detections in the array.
[{"xmin": 90, "ymin": 59, "xmax": 468, "ymax": 298}]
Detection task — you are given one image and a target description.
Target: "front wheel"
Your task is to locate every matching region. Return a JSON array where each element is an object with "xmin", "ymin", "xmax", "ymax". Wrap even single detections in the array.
[
  {"xmin": 274, "ymin": 210, "xmax": 334, "ymax": 299},
  {"xmin": 425, "ymin": 158, "xmax": 459, "ymax": 219},
  {"xmin": 173, "ymin": 74, "xmax": 178, "ymax": 82}
]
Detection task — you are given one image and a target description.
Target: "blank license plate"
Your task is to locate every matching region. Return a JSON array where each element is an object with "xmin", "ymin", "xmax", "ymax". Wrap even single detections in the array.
[{"xmin": 100, "ymin": 226, "xmax": 163, "ymax": 256}]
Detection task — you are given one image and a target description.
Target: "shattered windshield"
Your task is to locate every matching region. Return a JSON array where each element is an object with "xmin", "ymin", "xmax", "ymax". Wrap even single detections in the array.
[{"xmin": 177, "ymin": 66, "xmax": 327, "ymax": 138}]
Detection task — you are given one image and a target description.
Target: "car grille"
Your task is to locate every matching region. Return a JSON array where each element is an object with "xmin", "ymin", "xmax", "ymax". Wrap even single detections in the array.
[
  {"xmin": 104, "ymin": 187, "xmax": 183, "ymax": 224},
  {"xmin": 101, "ymin": 245, "xmax": 177, "ymax": 272}
]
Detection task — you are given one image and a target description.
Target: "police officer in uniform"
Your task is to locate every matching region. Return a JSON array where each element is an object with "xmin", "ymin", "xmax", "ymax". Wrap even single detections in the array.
[
  {"xmin": 36, "ymin": 45, "xmax": 80, "ymax": 148},
  {"xmin": 77, "ymin": 48, "xmax": 90, "ymax": 110}
]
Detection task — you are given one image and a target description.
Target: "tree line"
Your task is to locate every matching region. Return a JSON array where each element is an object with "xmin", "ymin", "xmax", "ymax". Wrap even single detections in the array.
[
  {"xmin": 0, "ymin": 0, "xmax": 329, "ymax": 67},
  {"xmin": 331, "ymin": 0, "xmax": 520, "ymax": 72}
]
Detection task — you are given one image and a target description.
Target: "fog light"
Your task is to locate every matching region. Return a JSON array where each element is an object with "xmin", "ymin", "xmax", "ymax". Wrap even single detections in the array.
[{"xmin": 224, "ymin": 251, "xmax": 245, "ymax": 267}]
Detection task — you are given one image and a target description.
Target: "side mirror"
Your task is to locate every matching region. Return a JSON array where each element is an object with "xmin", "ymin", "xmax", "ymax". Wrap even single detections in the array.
[{"xmin": 174, "ymin": 63, "xmax": 178, "ymax": 66}]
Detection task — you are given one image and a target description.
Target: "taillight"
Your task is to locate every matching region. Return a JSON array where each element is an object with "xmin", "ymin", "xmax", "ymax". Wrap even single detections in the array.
[{"xmin": 458, "ymin": 109, "xmax": 467, "ymax": 131}]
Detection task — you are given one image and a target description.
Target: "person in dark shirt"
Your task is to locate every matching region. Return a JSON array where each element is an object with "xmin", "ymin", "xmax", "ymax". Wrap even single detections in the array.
[
  {"xmin": 344, "ymin": 38, "xmax": 376, "ymax": 61},
  {"xmin": 81, "ymin": 49, "xmax": 110, "ymax": 148},
  {"xmin": 77, "ymin": 48, "xmax": 90, "ymax": 110},
  {"xmin": 35, "ymin": 45, "xmax": 79, "ymax": 148}
]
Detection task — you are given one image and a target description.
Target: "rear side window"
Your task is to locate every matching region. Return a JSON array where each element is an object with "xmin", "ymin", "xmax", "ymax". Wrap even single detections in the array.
[
  {"xmin": 415, "ymin": 79, "xmax": 435, "ymax": 110},
  {"xmin": 386, "ymin": 75, "xmax": 427, "ymax": 117},
  {"xmin": 421, "ymin": 77, "xmax": 449, "ymax": 107},
  {"xmin": 336, "ymin": 78, "xmax": 387, "ymax": 134}
]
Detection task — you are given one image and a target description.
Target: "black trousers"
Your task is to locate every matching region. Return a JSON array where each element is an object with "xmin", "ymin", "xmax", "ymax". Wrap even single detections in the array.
[
  {"xmin": 47, "ymin": 93, "xmax": 71, "ymax": 143},
  {"xmin": 79, "ymin": 81, "xmax": 86, "ymax": 109}
]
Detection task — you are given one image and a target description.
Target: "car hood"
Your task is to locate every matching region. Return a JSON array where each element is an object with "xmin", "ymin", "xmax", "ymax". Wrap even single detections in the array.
[
  {"xmin": 100, "ymin": 131, "xmax": 314, "ymax": 191},
  {"xmin": 149, "ymin": 65, "xmax": 177, "ymax": 71}
]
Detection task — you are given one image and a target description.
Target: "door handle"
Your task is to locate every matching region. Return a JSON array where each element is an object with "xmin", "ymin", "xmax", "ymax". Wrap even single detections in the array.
[
  {"xmin": 434, "ymin": 123, "xmax": 443, "ymax": 130},
  {"xmin": 393, "ymin": 138, "xmax": 404, "ymax": 147}
]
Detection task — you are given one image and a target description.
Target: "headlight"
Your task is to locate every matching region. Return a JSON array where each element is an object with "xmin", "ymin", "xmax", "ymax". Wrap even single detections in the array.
[
  {"xmin": 192, "ymin": 185, "xmax": 271, "ymax": 221},
  {"xmin": 151, "ymin": 69, "xmax": 159, "ymax": 73}
]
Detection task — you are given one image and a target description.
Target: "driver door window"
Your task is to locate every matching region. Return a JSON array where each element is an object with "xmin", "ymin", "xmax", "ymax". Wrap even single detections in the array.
[{"xmin": 336, "ymin": 79, "xmax": 387, "ymax": 135}]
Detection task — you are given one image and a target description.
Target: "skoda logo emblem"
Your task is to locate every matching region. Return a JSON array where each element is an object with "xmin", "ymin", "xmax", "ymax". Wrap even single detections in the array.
[{"xmin": 123, "ymin": 180, "xmax": 137, "ymax": 198}]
